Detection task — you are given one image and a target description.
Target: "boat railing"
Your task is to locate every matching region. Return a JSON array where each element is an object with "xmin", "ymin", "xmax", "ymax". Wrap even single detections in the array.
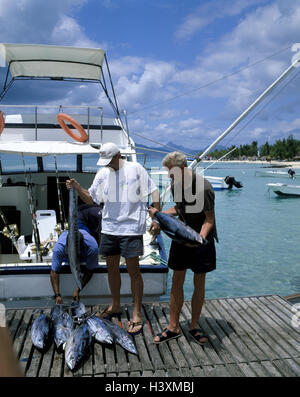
[{"xmin": 0, "ymin": 104, "xmax": 125, "ymax": 141}]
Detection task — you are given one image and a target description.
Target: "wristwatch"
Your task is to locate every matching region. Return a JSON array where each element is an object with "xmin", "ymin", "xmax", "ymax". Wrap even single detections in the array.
[{"xmin": 54, "ymin": 293, "xmax": 61, "ymax": 299}]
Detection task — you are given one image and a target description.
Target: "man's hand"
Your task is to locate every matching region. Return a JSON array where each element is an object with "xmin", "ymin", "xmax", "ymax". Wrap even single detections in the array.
[
  {"xmin": 66, "ymin": 178, "xmax": 80, "ymax": 191},
  {"xmin": 148, "ymin": 206, "xmax": 158, "ymax": 219},
  {"xmin": 55, "ymin": 295, "xmax": 63, "ymax": 305},
  {"xmin": 72, "ymin": 288, "xmax": 80, "ymax": 302},
  {"xmin": 149, "ymin": 220, "xmax": 160, "ymax": 236}
]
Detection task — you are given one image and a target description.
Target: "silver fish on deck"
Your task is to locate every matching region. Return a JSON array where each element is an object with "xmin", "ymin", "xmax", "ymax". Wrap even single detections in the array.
[
  {"xmin": 51, "ymin": 305, "xmax": 73, "ymax": 349},
  {"xmin": 31, "ymin": 312, "xmax": 52, "ymax": 350},
  {"xmin": 86, "ymin": 315, "xmax": 114, "ymax": 345},
  {"xmin": 154, "ymin": 211, "xmax": 208, "ymax": 246},
  {"xmin": 101, "ymin": 319, "xmax": 138, "ymax": 355},
  {"xmin": 64, "ymin": 323, "xmax": 92, "ymax": 371},
  {"xmin": 71, "ymin": 300, "xmax": 86, "ymax": 318},
  {"xmin": 67, "ymin": 187, "xmax": 83, "ymax": 290}
]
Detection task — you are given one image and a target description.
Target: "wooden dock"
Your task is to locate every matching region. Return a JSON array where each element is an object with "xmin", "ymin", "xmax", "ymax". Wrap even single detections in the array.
[{"xmin": 6, "ymin": 295, "xmax": 300, "ymax": 377}]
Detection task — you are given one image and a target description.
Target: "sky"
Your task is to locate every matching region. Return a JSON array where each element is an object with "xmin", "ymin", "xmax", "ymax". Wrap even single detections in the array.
[{"xmin": 0, "ymin": 0, "xmax": 300, "ymax": 152}]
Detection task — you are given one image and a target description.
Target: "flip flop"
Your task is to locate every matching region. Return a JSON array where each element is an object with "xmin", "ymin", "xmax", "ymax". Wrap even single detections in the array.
[
  {"xmin": 127, "ymin": 321, "xmax": 144, "ymax": 336},
  {"xmin": 189, "ymin": 328, "xmax": 208, "ymax": 345},
  {"xmin": 154, "ymin": 328, "xmax": 181, "ymax": 344},
  {"xmin": 96, "ymin": 306, "xmax": 122, "ymax": 320}
]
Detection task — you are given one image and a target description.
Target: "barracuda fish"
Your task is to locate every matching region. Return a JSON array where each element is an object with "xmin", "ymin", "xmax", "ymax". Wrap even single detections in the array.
[
  {"xmin": 51, "ymin": 305, "xmax": 74, "ymax": 350},
  {"xmin": 71, "ymin": 300, "xmax": 86, "ymax": 318},
  {"xmin": 101, "ymin": 319, "xmax": 138, "ymax": 355},
  {"xmin": 86, "ymin": 315, "xmax": 114, "ymax": 345},
  {"xmin": 67, "ymin": 187, "xmax": 83, "ymax": 290},
  {"xmin": 31, "ymin": 312, "xmax": 52, "ymax": 350},
  {"xmin": 64, "ymin": 323, "xmax": 92, "ymax": 371},
  {"xmin": 154, "ymin": 211, "xmax": 208, "ymax": 246}
]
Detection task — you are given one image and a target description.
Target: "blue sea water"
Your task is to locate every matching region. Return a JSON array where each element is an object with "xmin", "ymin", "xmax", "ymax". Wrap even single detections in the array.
[{"xmin": 140, "ymin": 155, "xmax": 300, "ymax": 301}]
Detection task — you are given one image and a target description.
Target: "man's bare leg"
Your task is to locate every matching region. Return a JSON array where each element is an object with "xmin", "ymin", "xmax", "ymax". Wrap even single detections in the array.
[
  {"xmin": 105, "ymin": 255, "xmax": 122, "ymax": 314},
  {"xmin": 126, "ymin": 256, "xmax": 143, "ymax": 333},
  {"xmin": 190, "ymin": 273, "xmax": 207, "ymax": 343},
  {"xmin": 154, "ymin": 269, "xmax": 186, "ymax": 342}
]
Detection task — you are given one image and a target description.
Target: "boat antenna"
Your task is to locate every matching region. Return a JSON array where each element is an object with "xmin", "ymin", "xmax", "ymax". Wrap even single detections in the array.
[
  {"xmin": 54, "ymin": 154, "xmax": 66, "ymax": 233},
  {"xmin": 21, "ymin": 155, "xmax": 42, "ymax": 263}
]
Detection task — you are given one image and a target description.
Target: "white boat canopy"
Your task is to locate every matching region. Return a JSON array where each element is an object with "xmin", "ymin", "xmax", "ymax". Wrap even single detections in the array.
[
  {"xmin": 0, "ymin": 43, "xmax": 105, "ymax": 81},
  {"xmin": 0, "ymin": 141, "xmax": 99, "ymax": 156}
]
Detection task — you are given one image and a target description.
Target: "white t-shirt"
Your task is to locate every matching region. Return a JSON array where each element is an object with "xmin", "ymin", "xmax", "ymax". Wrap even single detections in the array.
[{"xmin": 89, "ymin": 161, "xmax": 157, "ymax": 236}]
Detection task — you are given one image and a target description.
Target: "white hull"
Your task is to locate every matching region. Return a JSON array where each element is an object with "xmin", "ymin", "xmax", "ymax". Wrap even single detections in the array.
[
  {"xmin": 255, "ymin": 170, "xmax": 298, "ymax": 178},
  {"xmin": 267, "ymin": 183, "xmax": 300, "ymax": 197}
]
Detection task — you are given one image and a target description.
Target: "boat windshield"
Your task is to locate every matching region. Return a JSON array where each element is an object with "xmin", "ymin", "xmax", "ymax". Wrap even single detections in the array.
[{"xmin": 0, "ymin": 154, "xmax": 38, "ymax": 173}]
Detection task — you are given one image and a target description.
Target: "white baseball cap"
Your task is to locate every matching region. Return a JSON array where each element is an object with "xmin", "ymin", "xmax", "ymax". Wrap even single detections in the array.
[{"xmin": 97, "ymin": 142, "xmax": 120, "ymax": 166}]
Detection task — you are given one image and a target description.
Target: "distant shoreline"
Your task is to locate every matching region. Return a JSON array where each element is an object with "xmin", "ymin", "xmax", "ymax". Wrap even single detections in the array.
[{"xmin": 203, "ymin": 159, "xmax": 300, "ymax": 169}]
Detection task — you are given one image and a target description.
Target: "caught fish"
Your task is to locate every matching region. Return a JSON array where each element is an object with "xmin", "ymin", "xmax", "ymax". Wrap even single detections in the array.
[
  {"xmin": 67, "ymin": 187, "xmax": 83, "ymax": 290},
  {"xmin": 31, "ymin": 312, "xmax": 52, "ymax": 350},
  {"xmin": 71, "ymin": 300, "xmax": 86, "ymax": 318},
  {"xmin": 86, "ymin": 315, "xmax": 114, "ymax": 345},
  {"xmin": 154, "ymin": 211, "xmax": 208, "ymax": 246},
  {"xmin": 51, "ymin": 305, "xmax": 73, "ymax": 349},
  {"xmin": 101, "ymin": 319, "xmax": 138, "ymax": 355},
  {"xmin": 64, "ymin": 323, "xmax": 92, "ymax": 371}
]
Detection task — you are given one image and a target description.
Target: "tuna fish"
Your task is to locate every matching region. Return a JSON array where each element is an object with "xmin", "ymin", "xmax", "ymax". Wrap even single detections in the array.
[
  {"xmin": 67, "ymin": 187, "xmax": 83, "ymax": 290},
  {"xmin": 71, "ymin": 300, "xmax": 86, "ymax": 319},
  {"xmin": 86, "ymin": 315, "xmax": 114, "ymax": 345},
  {"xmin": 154, "ymin": 211, "xmax": 208, "ymax": 246},
  {"xmin": 51, "ymin": 305, "xmax": 74, "ymax": 350},
  {"xmin": 64, "ymin": 323, "xmax": 92, "ymax": 371},
  {"xmin": 31, "ymin": 312, "xmax": 52, "ymax": 350},
  {"xmin": 101, "ymin": 319, "xmax": 138, "ymax": 355}
]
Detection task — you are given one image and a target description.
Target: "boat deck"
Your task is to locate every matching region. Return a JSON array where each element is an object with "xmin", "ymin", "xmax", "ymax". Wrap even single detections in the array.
[{"xmin": 6, "ymin": 294, "xmax": 300, "ymax": 377}]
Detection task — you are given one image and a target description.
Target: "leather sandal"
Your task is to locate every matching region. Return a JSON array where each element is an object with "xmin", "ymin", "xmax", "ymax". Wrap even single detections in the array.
[
  {"xmin": 127, "ymin": 321, "xmax": 144, "ymax": 335},
  {"xmin": 96, "ymin": 306, "xmax": 122, "ymax": 320},
  {"xmin": 154, "ymin": 328, "xmax": 181, "ymax": 344}
]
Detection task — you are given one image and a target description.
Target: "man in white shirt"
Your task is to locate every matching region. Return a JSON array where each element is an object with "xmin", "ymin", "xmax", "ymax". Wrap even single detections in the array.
[{"xmin": 66, "ymin": 142, "xmax": 160, "ymax": 335}]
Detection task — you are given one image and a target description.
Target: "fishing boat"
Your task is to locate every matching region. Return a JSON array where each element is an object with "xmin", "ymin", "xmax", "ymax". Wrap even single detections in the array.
[
  {"xmin": 0, "ymin": 43, "xmax": 168, "ymax": 308},
  {"xmin": 255, "ymin": 169, "xmax": 298, "ymax": 178},
  {"xmin": 267, "ymin": 183, "xmax": 300, "ymax": 197}
]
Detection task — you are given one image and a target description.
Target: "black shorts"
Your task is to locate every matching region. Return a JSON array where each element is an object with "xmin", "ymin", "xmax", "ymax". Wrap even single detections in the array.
[
  {"xmin": 168, "ymin": 240, "xmax": 216, "ymax": 274},
  {"xmin": 99, "ymin": 234, "xmax": 144, "ymax": 258}
]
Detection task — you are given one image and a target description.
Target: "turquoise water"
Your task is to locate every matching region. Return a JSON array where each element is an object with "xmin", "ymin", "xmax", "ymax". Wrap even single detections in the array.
[{"xmin": 141, "ymin": 156, "xmax": 300, "ymax": 301}]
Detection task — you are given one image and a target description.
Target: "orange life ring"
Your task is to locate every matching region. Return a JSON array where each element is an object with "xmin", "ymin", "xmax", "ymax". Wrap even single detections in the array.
[
  {"xmin": 57, "ymin": 113, "xmax": 88, "ymax": 142},
  {"xmin": 0, "ymin": 111, "xmax": 5, "ymax": 135}
]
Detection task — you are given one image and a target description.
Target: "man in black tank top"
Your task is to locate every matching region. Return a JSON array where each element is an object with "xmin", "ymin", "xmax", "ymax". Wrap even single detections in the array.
[{"xmin": 149, "ymin": 152, "xmax": 218, "ymax": 345}]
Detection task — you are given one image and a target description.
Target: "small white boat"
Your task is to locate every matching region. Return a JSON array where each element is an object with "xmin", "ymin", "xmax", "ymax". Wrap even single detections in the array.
[
  {"xmin": 267, "ymin": 183, "xmax": 300, "ymax": 197},
  {"xmin": 255, "ymin": 169, "xmax": 298, "ymax": 178},
  {"xmin": 149, "ymin": 169, "xmax": 242, "ymax": 191}
]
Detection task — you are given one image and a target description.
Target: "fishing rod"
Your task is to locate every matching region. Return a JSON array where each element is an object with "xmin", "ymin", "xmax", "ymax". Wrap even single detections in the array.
[
  {"xmin": 0, "ymin": 206, "xmax": 20, "ymax": 254},
  {"xmin": 54, "ymin": 154, "xmax": 66, "ymax": 234},
  {"xmin": 21, "ymin": 155, "xmax": 42, "ymax": 262},
  {"xmin": 160, "ymin": 56, "xmax": 300, "ymax": 208}
]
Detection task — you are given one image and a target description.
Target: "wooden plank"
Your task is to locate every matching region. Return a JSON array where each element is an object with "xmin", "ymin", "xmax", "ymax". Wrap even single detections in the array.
[
  {"xmin": 201, "ymin": 300, "xmax": 247, "ymax": 364},
  {"xmin": 5, "ymin": 309, "xmax": 15, "ymax": 327},
  {"xmin": 49, "ymin": 347, "xmax": 64, "ymax": 377},
  {"xmin": 222, "ymin": 298, "xmax": 279, "ymax": 361},
  {"xmin": 263, "ymin": 296, "xmax": 300, "ymax": 337},
  {"xmin": 202, "ymin": 364, "xmax": 231, "ymax": 377},
  {"xmin": 242, "ymin": 297, "xmax": 299, "ymax": 358},
  {"xmin": 248, "ymin": 362, "xmax": 270, "ymax": 377},
  {"xmin": 260, "ymin": 361, "xmax": 283, "ymax": 377},
  {"xmin": 154, "ymin": 304, "xmax": 188, "ymax": 369},
  {"xmin": 127, "ymin": 304, "xmax": 153, "ymax": 371},
  {"xmin": 161, "ymin": 301, "xmax": 202, "ymax": 367},
  {"xmin": 8, "ymin": 309, "xmax": 24, "ymax": 340},
  {"xmin": 143, "ymin": 304, "xmax": 177, "ymax": 370},
  {"xmin": 19, "ymin": 314, "xmax": 35, "ymax": 375},
  {"xmin": 207, "ymin": 299, "xmax": 259, "ymax": 362},
  {"xmin": 141, "ymin": 304, "xmax": 165, "ymax": 370},
  {"xmin": 237, "ymin": 363, "xmax": 259, "ymax": 377},
  {"xmin": 130, "ymin": 371, "xmax": 141, "ymax": 376},
  {"xmin": 13, "ymin": 309, "xmax": 33, "ymax": 358},
  {"xmin": 183, "ymin": 302, "xmax": 224, "ymax": 365},
  {"xmin": 142, "ymin": 370, "xmax": 153, "ymax": 377},
  {"xmin": 225, "ymin": 363, "xmax": 245, "ymax": 377},
  {"xmin": 190, "ymin": 366, "xmax": 205, "ymax": 377},
  {"xmin": 272, "ymin": 359, "xmax": 299, "ymax": 377},
  {"xmin": 153, "ymin": 369, "xmax": 166, "ymax": 377},
  {"xmin": 93, "ymin": 341, "xmax": 106, "ymax": 375}
]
